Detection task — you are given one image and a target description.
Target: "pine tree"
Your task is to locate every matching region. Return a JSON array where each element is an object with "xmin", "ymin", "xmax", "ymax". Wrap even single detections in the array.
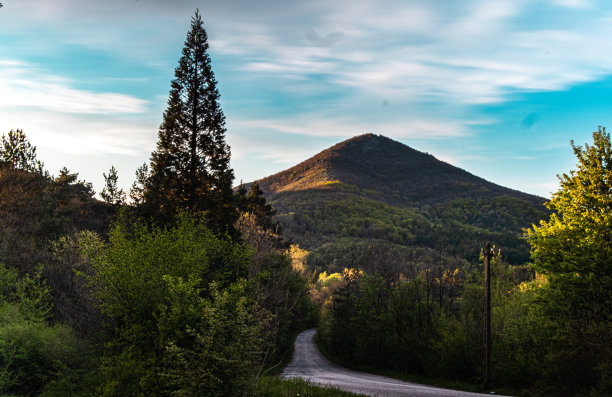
[
  {"xmin": 0, "ymin": 129, "xmax": 44, "ymax": 173},
  {"xmin": 235, "ymin": 181, "xmax": 277, "ymax": 231},
  {"xmin": 246, "ymin": 181, "xmax": 276, "ymax": 230},
  {"xmin": 129, "ymin": 163, "xmax": 149, "ymax": 206},
  {"xmin": 145, "ymin": 10, "xmax": 235, "ymax": 234},
  {"xmin": 101, "ymin": 166, "xmax": 125, "ymax": 206}
]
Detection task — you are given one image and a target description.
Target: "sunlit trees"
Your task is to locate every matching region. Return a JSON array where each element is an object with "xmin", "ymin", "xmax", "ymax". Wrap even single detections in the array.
[
  {"xmin": 144, "ymin": 10, "xmax": 235, "ymax": 234},
  {"xmin": 527, "ymin": 126, "xmax": 612, "ymax": 395}
]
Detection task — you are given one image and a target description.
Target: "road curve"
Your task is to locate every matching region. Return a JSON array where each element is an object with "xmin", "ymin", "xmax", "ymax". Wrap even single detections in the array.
[{"xmin": 282, "ymin": 329, "xmax": 508, "ymax": 397}]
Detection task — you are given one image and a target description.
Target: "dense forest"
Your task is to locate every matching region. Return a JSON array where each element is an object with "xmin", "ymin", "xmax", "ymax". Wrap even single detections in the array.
[
  {"xmin": 1, "ymin": 9, "xmax": 611, "ymax": 397},
  {"xmin": 256, "ymin": 133, "xmax": 549, "ymax": 270}
]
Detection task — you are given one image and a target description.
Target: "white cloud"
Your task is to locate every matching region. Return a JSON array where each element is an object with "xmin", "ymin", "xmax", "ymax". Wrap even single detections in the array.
[
  {"xmin": 550, "ymin": 0, "xmax": 592, "ymax": 9},
  {"xmin": 231, "ymin": 115, "xmax": 471, "ymax": 143},
  {"xmin": 206, "ymin": 0, "xmax": 612, "ymax": 106},
  {"xmin": 0, "ymin": 61, "xmax": 148, "ymax": 114},
  {"xmin": 0, "ymin": 108, "xmax": 157, "ymax": 157}
]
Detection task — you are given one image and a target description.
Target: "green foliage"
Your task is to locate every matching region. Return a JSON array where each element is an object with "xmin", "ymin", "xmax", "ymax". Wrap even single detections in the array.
[
  {"xmin": 0, "ymin": 159, "xmax": 110, "ymax": 276},
  {"xmin": 159, "ymin": 280, "xmax": 271, "ymax": 396},
  {"xmin": 144, "ymin": 10, "xmax": 235, "ymax": 234},
  {"xmin": 259, "ymin": 134, "xmax": 547, "ymax": 273},
  {"xmin": 527, "ymin": 127, "xmax": 612, "ymax": 396},
  {"xmin": 47, "ymin": 231, "xmax": 105, "ymax": 336},
  {"xmin": 129, "ymin": 163, "xmax": 148, "ymax": 206},
  {"xmin": 255, "ymin": 377, "xmax": 366, "ymax": 397},
  {"xmin": 90, "ymin": 213, "xmax": 271, "ymax": 396},
  {"xmin": 236, "ymin": 212, "xmax": 316, "ymax": 370},
  {"xmin": 0, "ymin": 266, "xmax": 93, "ymax": 396},
  {"xmin": 273, "ymin": 186, "xmax": 544, "ymax": 274},
  {"xmin": 318, "ymin": 248, "xmax": 548, "ymax": 394},
  {"xmin": 318, "ymin": 266, "xmax": 450, "ymax": 374}
]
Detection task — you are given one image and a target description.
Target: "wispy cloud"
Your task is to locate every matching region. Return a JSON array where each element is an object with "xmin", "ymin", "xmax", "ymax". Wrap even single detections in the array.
[
  {"xmin": 235, "ymin": 116, "xmax": 471, "ymax": 140},
  {"xmin": 0, "ymin": 109, "xmax": 157, "ymax": 157},
  {"xmin": 210, "ymin": 0, "xmax": 612, "ymax": 105},
  {"xmin": 0, "ymin": 60, "xmax": 148, "ymax": 114}
]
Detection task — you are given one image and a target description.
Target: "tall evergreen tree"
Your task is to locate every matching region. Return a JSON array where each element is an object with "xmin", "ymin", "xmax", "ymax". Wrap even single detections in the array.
[{"xmin": 144, "ymin": 10, "xmax": 235, "ymax": 234}]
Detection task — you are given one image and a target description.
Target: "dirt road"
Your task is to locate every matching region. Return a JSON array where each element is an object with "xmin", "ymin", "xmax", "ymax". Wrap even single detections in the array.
[{"xmin": 281, "ymin": 329, "xmax": 507, "ymax": 397}]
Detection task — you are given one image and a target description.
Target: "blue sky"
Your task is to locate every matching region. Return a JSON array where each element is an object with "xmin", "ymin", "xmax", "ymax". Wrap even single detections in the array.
[{"xmin": 2, "ymin": 0, "xmax": 612, "ymax": 198}]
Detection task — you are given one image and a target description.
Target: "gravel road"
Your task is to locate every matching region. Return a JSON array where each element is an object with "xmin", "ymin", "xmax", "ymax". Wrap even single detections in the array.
[{"xmin": 281, "ymin": 329, "xmax": 508, "ymax": 397}]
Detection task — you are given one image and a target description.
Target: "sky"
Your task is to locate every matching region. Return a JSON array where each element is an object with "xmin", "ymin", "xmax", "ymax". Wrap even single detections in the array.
[{"xmin": 2, "ymin": 0, "xmax": 612, "ymax": 199}]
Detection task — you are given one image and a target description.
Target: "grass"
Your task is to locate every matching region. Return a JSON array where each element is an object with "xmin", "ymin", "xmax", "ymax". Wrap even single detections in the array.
[{"xmin": 255, "ymin": 377, "xmax": 366, "ymax": 397}]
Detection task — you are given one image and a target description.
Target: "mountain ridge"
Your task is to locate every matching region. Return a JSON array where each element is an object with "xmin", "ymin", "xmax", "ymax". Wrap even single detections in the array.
[
  {"xmin": 248, "ymin": 133, "xmax": 548, "ymax": 269},
  {"xmin": 257, "ymin": 133, "xmax": 544, "ymax": 206}
]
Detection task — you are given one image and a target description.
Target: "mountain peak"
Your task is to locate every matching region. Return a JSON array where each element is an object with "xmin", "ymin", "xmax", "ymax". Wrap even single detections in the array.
[
  {"xmin": 251, "ymin": 133, "xmax": 546, "ymax": 266},
  {"xmin": 256, "ymin": 134, "xmax": 540, "ymax": 205}
]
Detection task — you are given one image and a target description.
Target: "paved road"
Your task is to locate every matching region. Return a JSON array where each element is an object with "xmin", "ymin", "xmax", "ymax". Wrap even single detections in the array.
[{"xmin": 282, "ymin": 329, "xmax": 508, "ymax": 397}]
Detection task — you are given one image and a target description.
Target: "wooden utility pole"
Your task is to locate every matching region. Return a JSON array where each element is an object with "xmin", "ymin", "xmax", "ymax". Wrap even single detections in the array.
[{"xmin": 484, "ymin": 242, "xmax": 494, "ymax": 389}]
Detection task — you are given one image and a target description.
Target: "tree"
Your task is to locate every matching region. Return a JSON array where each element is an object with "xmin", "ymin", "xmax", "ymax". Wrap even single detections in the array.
[
  {"xmin": 101, "ymin": 166, "xmax": 125, "ymax": 206},
  {"xmin": 0, "ymin": 129, "xmax": 43, "ymax": 173},
  {"xmin": 129, "ymin": 163, "xmax": 149, "ymax": 206},
  {"xmin": 89, "ymin": 213, "xmax": 269, "ymax": 395},
  {"xmin": 527, "ymin": 126, "xmax": 612, "ymax": 395},
  {"xmin": 145, "ymin": 10, "xmax": 235, "ymax": 234},
  {"xmin": 236, "ymin": 181, "xmax": 277, "ymax": 232}
]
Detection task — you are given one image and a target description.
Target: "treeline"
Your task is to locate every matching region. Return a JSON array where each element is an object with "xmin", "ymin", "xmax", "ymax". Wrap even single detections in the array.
[
  {"xmin": 317, "ymin": 128, "xmax": 612, "ymax": 397},
  {"xmin": 0, "ymin": 10, "xmax": 314, "ymax": 396},
  {"xmin": 275, "ymin": 187, "xmax": 546, "ymax": 271},
  {"xmin": 317, "ymin": 252, "xmax": 539, "ymax": 389}
]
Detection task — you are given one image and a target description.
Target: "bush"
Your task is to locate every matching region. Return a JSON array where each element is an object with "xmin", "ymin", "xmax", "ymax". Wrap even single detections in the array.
[
  {"xmin": 90, "ymin": 213, "xmax": 272, "ymax": 396},
  {"xmin": 0, "ymin": 265, "xmax": 92, "ymax": 396}
]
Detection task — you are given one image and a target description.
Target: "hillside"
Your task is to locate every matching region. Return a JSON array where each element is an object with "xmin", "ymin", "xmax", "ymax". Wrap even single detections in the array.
[{"xmin": 253, "ymin": 134, "xmax": 548, "ymax": 270}]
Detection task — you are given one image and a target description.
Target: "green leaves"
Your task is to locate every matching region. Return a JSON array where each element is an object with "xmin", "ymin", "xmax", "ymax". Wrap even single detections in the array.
[
  {"xmin": 0, "ymin": 266, "xmax": 86, "ymax": 396},
  {"xmin": 526, "ymin": 126, "xmax": 612, "ymax": 395},
  {"xmin": 90, "ymin": 213, "xmax": 271, "ymax": 395}
]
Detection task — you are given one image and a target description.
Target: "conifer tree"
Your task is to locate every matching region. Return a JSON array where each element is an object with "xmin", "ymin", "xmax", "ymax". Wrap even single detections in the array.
[
  {"xmin": 246, "ymin": 181, "xmax": 276, "ymax": 230},
  {"xmin": 0, "ymin": 129, "xmax": 43, "ymax": 173},
  {"xmin": 129, "ymin": 163, "xmax": 149, "ymax": 206},
  {"xmin": 101, "ymin": 166, "xmax": 125, "ymax": 206},
  {"xmin": 145, "ymin": 10, "xmax": 235, "ymax": 233}
]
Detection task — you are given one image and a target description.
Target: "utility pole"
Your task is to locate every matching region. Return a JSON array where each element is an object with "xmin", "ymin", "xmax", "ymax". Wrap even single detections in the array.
[{"xmin": 484, "ymin": 242, "xmax": 494, "ymax": 389}]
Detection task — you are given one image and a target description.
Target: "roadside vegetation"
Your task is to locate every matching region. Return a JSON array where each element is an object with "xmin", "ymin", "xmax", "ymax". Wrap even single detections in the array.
[
  {"xmin": 255, "ymin": 377, "xmax": 366, "ymax": 397},
  {"xmin": 315, "ymin": 128, "xmax": 612, "ymax": 397}
]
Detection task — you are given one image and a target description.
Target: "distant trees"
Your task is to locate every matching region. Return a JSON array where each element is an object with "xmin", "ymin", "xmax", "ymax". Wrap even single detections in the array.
[{"xmin": 143, "ymin": 10, "xmax": 235, "ymax": 234}]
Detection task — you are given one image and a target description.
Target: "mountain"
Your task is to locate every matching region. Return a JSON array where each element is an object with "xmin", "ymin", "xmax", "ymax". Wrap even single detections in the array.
[{"xmin": 253, "ymin": 133, "xmax": 548, "ymax": 271}]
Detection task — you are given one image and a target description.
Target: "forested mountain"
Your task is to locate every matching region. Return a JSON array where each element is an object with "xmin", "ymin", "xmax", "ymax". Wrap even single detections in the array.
[{"xmin": 254, "ymin": 133, "xmax": 548, "ymax": 269}]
